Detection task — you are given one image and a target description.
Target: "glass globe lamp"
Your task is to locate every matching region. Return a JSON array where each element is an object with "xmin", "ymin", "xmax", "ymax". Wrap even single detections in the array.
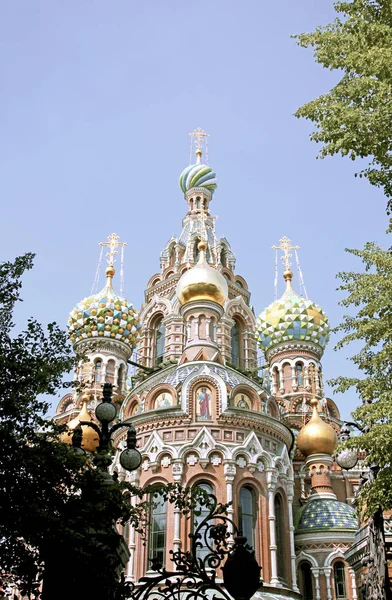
[
  {"xmin": 120, "ymin": 448, "xmax": 142, "ymax": 472},
  {"xmin": 336, "ymin": 448, "xmax": 358, "ymax": 470},
  {"xmin": 95, "ymin": 401, "xmax": 117, "ymax": 423}
]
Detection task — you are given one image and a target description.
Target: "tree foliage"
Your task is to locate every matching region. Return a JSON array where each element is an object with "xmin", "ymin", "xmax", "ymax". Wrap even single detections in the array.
[
  {"xmin": 0, "ymin": 254, "xmax": 217, "ymax": 599},
  {"xmin": 294, "ymin": 0, "xmax": 392, "ymax": 211},
  {"xmin": 330, "ymin": 239, "xmax": 392, "ymax": 515}
]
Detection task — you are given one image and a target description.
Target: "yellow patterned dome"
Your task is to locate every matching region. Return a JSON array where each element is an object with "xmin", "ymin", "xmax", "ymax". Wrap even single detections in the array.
[
  {"xmin": 297, "ymin": 399, "xmax": 338, "ymax": 457},
  {"xmin": 68, "ymin": 267, "xmax": 141, "ymax": 350},
  {"xmin": 60, "ymin": 395, "xmax": 100, "ymax": 453},
  {"xmin": 176, "ymin": 241, "xmax": 228, "ymax": 306}
]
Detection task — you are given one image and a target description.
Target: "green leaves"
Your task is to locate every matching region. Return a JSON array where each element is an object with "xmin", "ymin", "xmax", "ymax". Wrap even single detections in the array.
[
  {"xmin": 294, "ymin": 0, "xmax": 392, "ymax": 212},
  {"xmin": 330, "ymin": 239, "xmax": 392, "ymax": 515}
]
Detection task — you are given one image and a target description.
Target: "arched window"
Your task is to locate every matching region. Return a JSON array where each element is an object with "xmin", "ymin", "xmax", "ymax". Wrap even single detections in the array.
[
  {"xmin": 209, "ymin": 317, "xmax": 216, "ymax": 341},
  {"xmin": 239, "ymin": 486, "xmax": 256, "ymax": 549},
  {"xmin": 193, "ymin": 481, "xmax": 214, "ymax": 561},
  {"xmin": 231, "ymin": 319, "xmax": 243, "ymax": 368},
  {"xmin": 149, "ymin": 490, "xmax": 167, "ymax": 569},
  {"xmin": 196, "ymin": 197, "xmax": 201, "ymax": 209},
  {"xmin": 296, "ymin": 363, "xmax": 304, "ymax": 387},
  {"xmin": 154, "ymin": 318, "xmax": 165, "ymax": 365},
  {"xmin": 333, "ymin": 562, "xmax": 347, "ymax": 599},
  {"xmin": 117, "ymin": 363, "xmax": 125, "ymax": 391},
  {"xmin": 298, "ymin": 562, "xmax": 313, "ymax": 600},
  {"xmin": 94, "ymin": 359, "xmax": 102, "ymax": 383},
  {"xmin": 275, "ymin": 494, "xmax": 286, "ymax": 582},
  {"xmin": 105, "ymin": 359, "xmax": 115, "ymax": 384}
]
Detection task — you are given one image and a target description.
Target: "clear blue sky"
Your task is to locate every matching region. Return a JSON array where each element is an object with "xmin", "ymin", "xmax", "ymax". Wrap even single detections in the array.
[{"xmin": 0, "ymin": 1, "xmax": 388, "ymax": 419}]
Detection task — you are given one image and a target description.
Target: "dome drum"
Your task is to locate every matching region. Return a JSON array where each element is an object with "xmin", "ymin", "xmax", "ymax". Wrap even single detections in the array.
[{"xmin": 180, "ymin": 299, "xmax": 224, "ymax": 321}]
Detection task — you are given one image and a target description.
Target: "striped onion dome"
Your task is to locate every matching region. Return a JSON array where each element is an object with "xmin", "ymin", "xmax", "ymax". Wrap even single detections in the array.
[{"xmin": 179, "ymin": 163, "xmax": 217, "ymax": 194}]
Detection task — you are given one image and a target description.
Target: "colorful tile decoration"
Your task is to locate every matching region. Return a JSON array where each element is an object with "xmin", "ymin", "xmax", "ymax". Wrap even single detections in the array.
[
  {"xmin": 68, "ymin": 282, "xmax": 141, "ymax": 349},
  {"xmin": 256, "ymin": 287, "xmax": 330, "ymax": 352},
  {"xmin": 297, "ymin": 499, "xmax": 357, "ymax": 531}
]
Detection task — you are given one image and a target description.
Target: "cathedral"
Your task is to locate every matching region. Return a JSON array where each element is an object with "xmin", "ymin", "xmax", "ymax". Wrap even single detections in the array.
[{"xmin": 57, "ymin": 130, "xmax": 363, "ymax": 600}]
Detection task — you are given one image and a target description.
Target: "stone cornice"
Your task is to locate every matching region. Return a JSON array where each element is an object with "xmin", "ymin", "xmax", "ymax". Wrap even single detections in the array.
[
  {"xmin": 267, "ymin": 340, "xmax": 324, "ymax": 362},
  {"xmin": 75, "ymin": 338, "xmax": 132, "ymax": 360}
]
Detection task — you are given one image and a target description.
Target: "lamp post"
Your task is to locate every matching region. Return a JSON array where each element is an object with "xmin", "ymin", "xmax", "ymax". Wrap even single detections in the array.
[
  {"xmin": 336, "ymin": 422, "xmax": 390, "ymax": 600},
  {"xmin": 74, "ymin": 382, "xmax": 142, "ymax": 473}
]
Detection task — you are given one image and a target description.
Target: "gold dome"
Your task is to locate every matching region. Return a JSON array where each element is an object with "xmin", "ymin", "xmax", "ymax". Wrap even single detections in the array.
[
  {"xmin": 297, "ymin": 399, "xmax": 338, "ymax": 457},
  {"xmin": 176, "ymin": 241, "xmax": 228, "ymax": 306},
  {"xmin": 60, "ymin": 395, "xmax": 100, "ymax": 453}
]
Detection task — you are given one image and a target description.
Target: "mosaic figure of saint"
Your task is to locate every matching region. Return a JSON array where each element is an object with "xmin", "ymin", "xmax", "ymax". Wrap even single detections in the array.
[
  {"xmin": 197, "ymin": 387, "xmax": 211, "ymax": 419},
  {"xmin": 237, "ymin": 394, "xmax": 250, "ymax": 409},
  {"xmin": 157, "ymin": 393, "xmax": 171, "ymax": 408}
]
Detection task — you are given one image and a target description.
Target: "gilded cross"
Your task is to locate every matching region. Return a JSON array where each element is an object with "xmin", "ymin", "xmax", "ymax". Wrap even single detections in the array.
[
  {"xmin": 189, "ymin": 127, "xmax": 210, "ymax": 151},
  {"xmin": 272, "ymin": 236, "xmax": 299, "ymax": 271},
  {"xmin": 99, "ymin": 233, "xmax": 127, "ymax": 266}
]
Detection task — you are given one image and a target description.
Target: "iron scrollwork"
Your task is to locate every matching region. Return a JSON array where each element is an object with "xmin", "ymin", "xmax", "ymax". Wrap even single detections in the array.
[{"xmin": 127, "ymin": 494, "xmax": 262, "ymax": 600}]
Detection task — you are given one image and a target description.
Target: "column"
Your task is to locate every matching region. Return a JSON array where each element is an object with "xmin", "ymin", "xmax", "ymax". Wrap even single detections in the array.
[
  {"xmin": 173, "ymin": 507, "xmax": 181, "ymax": 556},
  {"xmin": 324, "ymin": 566, "xmax": 332, "ymax": 600},
  {"xmin": 349, "ymin": 567, "xmax": 358, "ymax": 600},
  {"xmin": 267, "ymin": 471, "xmax": 279, "ymax": 586},
  {"xmin": 311, "ymin": 568, "xmax": 321, "ymax": 600},
  {"xmin": 287, "ymin": 485, "xmax": 299, "ymax": 592},
  {"xmin": 126, "ymin": 470, "xmax": 141, "ymax": 581},
  {"xmin": 172, "ymin": 460, "xmax": 184, "ymax": 569},
  {"xmin": 244, "ymin": 332, "xmax": 249, "ymax": 370},
  {"xmin": 224, "ymin": 462, "xmax": 236, "ymax": 543}
]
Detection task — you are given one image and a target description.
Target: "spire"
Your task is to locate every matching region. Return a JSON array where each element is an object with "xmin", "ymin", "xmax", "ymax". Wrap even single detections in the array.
[{"xmin": 273, "ymin": 235, "xmax": 299, "ymax": 294}]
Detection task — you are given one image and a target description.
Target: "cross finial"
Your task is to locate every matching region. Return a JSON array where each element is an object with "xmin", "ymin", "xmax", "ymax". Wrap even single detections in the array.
[
  {"xmin": 272, "ymin": 236, "xmax": 300, "ymax": 271},
  {"xmin": 99, "ymin": 233, "xmax": 127, "ymax": 267},
  {"xmin": 189, "ymin": 128, "xmax": 210, "ymax": 165}
]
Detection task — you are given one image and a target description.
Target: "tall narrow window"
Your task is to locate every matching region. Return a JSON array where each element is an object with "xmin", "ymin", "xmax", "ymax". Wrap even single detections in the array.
[
  {"xmin": 299, "ymin": 562, "xmax": 313, "ymax": 600},
  {"xmin": 149, "ymin": 492, "xmax": 167, "ymax": 568},
  {"xmin": 154, "ymin": 318, "xmax": 165, "ymax": 365},
  {"xmin": 117, "ymin": 363, "xmax": 125, "ymax": 391},
  {"xmin": 94, "ymin": 360, "xmax": 102, "ymax": 383},
  {"xmin": 239, "ymin": 487, "xmax": 256, "ymax": 549},
  {"xmin": 296, "ymin": 364, "xmax": 304, "ymax": 387},
  {"xmin": 193, "ymin": 482, "xmax": 214, "ymax": 562},
  {"xmin": 231, "ymin": 322, "xmax": 240, "ymax": 367},
  {"xmin": 334, "ymin": 562, "xmax": 347, "ymax": 599},
  {"xmin": 105, "ymin": 359, "xmax": 115, "ymax": 384},
  {"xmin": 275, "ymin": 495, "xmax": 286, "ymax": 582},
  {"xmin": 196, "ymin": 197, "xmax": 201, "ymax": 209}
]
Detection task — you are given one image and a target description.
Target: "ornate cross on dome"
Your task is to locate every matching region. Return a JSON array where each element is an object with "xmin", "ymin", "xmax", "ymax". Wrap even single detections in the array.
[
  {"xmin": 272, "ymin": 236, "xmax": 299, "ymax": 271},
  {"xmin": 99, "ymin": 233, "xmax": 127, "ymax": 266},
  {"xmin": 189, "ymin": 127, "xmax": 210, "ymax": 164}
]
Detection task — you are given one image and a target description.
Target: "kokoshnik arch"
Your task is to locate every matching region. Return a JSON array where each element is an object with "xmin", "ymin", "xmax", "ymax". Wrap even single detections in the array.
[{"xmin": 57, "ymin": 129, "xmax": 363, "ymax": 600}]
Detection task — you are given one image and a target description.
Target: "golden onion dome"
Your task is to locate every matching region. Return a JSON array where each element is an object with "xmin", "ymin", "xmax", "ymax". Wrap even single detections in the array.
[
  {"xmin": 176, "ymin": 241, "xmax": 228, "ymax": 306},
  {"xmin": 297, "ymin": 399, "xmax": 338, "ymax": 457},
  {"xmin": 60, "ymin": 394, "xmax": 100, "ymax": 453}
]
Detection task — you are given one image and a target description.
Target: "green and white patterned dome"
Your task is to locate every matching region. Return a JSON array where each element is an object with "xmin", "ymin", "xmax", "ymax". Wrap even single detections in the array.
[
  {"xmin": 68, "ymin": 266, "xmax": 141, "ymax": 350},
  {"xmin": 179, "ymin": 157, "xmax": 217, "ymax": 195},
  {"xmin": 256, "ymin": 270, "xmax": 330, "ymax": 353}
]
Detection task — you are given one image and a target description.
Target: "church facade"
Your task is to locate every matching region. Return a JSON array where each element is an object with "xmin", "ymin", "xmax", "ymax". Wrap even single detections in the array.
[{"xmin": 57, "ymin": 130, "xmax": 362, "ymax": 600}]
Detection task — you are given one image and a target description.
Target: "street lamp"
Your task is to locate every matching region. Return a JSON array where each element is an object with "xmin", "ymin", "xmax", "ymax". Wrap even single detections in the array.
[{"xmin": 74, "ymin": 382, "xmax": 142, "ymax": 473}]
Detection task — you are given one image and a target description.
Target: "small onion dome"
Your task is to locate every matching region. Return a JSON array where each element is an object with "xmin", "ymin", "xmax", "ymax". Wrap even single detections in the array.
[
  {"xmin": 68, "ymin": 266, "xmax": 141, "ymax": 349},
  {"xmin": 176, "ymin": 241, "xmax": 228, "ymax": 306},
  {"xmin": 256, "ymin": 269, "xmax": 330, "ymax": 352},
  {"xmin": 179, "ymin": 161, "xmax": 217, "ymax": 195},
  {"xmin": 297, "ymin": 498, "xmax": 357, "ymax": 532},
  {"xmin": 60, "ymin": 395, "xmax": 99, "ymax": 453},
  {"xmin": 297, "ymin": 399, "xmax": 338, "ymax": 457}
]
